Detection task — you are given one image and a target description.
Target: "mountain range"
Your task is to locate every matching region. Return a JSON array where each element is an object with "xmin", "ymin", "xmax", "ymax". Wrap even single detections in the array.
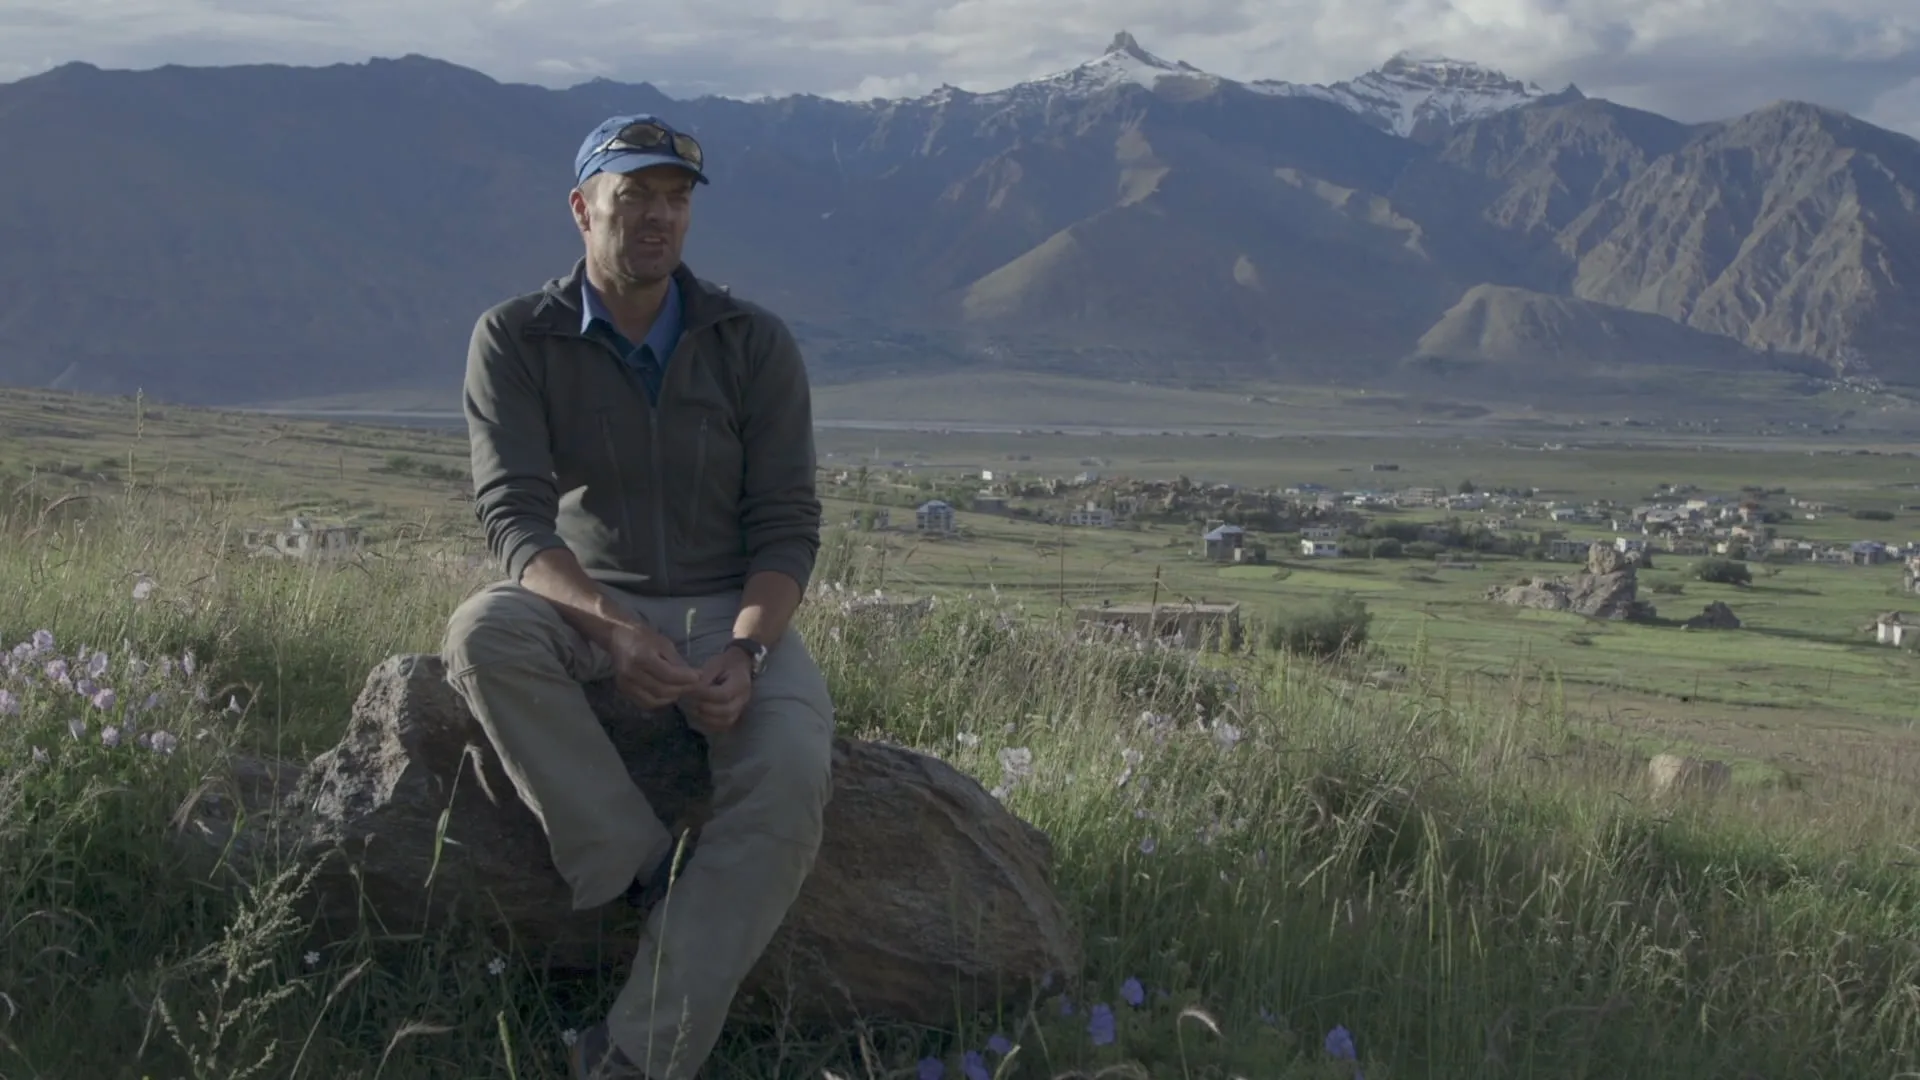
[{"xmin": 1, "ymin": 31, "xmax": 1916, "ymax": 407}]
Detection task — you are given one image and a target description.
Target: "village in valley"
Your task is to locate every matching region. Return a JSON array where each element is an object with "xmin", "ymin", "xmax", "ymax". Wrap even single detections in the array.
[{"xmin": 816, "ymin": 447, "xmax": 1920, "ymax": 651}]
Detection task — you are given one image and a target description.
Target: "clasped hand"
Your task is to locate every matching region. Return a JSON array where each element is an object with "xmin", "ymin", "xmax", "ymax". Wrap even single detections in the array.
[{"xmin": 606, "ymin": 621, "xmax": 752, "ymax": 733}]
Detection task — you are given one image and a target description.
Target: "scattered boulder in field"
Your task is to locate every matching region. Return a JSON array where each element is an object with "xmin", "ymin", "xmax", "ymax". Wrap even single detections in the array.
[
  {"xmin": 181, "ymin": 653, "xmax": 1080, "ymax": 1029},
  {"xmin": 1682, "ymin": 601, "xmax": 1741, "ymax": 630},
  {"xmin": 1486, "ymin": 544, "xmax": 1656, "ymax": 621},
  {"xmin": 1646, "ymin": 753, "xmax": 1732, "ymax": 797}
]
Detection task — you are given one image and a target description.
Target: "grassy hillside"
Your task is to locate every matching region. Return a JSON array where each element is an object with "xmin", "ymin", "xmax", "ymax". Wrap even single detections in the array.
[{"xmin": 1, "ymin": 388, "xmax": 1919, "ymax": 1077}]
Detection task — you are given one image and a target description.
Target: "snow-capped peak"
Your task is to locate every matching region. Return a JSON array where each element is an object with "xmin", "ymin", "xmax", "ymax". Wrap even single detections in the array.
[
  {"xmin": 1102, "ymin": 31, "xmax": 1181, "ymax": 70},
  {"xmin": 1248, "ymin": 50, "xmax": 1575, "ymax": 138},
  {"xmin": 981, "ymin": 30, "xmax": 1216, "ymax": 101},
  {"xmin": 898, "ymin": 33, "xmax": 1568, "ymax": 137}
]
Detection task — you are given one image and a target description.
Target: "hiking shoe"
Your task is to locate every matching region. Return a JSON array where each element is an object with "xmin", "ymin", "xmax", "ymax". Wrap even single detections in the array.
[{"xmin": 569, "ymin": 1021, "xmax": 646, "ymax": 1079}]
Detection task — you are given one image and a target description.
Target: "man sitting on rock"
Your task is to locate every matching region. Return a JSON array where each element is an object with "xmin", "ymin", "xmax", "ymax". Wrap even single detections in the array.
[{"xmin": 440, "ymin": 112, "xmax": 834, "ymax": 1080}]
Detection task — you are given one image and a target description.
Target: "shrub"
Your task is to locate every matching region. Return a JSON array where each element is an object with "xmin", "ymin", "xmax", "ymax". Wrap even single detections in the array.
[
  {"xmin": 1695, "ymin": 557, "xmax": 1753, "ymax": 586},
  {"xmin": 1266, "ymin": 592, "xmax": 1372, "ymax": 659}
]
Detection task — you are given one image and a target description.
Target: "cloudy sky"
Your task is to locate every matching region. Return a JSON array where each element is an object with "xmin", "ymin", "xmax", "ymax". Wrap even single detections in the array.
[{"xmin": 2, "ymin": 0, "xmax": 1917, "ymax": 135}]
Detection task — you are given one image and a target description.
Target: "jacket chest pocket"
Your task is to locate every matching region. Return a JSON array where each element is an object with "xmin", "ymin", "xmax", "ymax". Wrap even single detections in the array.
[{"xmin": 675, "ymin": 402, "xmax": 743, "ymax": 550}]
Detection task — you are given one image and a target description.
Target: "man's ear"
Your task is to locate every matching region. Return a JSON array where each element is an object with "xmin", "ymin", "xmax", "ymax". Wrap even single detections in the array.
[{"xmin": 568, "ymin": 185, "xmax": 590, "ymax": 231}]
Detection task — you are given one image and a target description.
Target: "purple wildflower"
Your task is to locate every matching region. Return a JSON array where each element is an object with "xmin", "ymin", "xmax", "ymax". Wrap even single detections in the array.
[
  {"xmin": 986, "ymin": 1033, "xmax": 1012, "ymax": 1056},
  {"xmin": 75, "ymin": 677, "xmax": 96, "ymax": 698},
  {"xmin": 1088, "ymin": 1003, "xmax": 1116, "ymax": 1046},
  {"xmin": 146, "ymin": 730, "xmax": 179, "ymax": 755},
  {"xmin": 91, "ymin": 687, "xmax": 117, "ymax": 711},
  {"xmin": 1326, "ymin": 1025, "xmax": 1363, "ymax": 1078},
  {"xmin": 1259, "ymin": 1006, "xmax": 1278, "ymax": 1026},
  {"xmin": 0, "ymin": 689, "xmax": 17, "ymax": 716},
  {"xmin": 1058, "ymin": 994, "xmax": 1074, "ymax": 1016},
  {"xmin": 916, "ymin": 1058, "xmax": 945, "ymax": 1080},
  {"xmin": 1121, "ymin": 977, "xmax": 1144, "ymax": 1008},
  {"xmin": 181, "ymin": 650, "xmax": 196, "ymax": 678},
  {"xmin": 962, "ymin": 1050, "xmax": 988, "ymax": 1080},
  {"xmin": 132, "ymin": 577, "xmax": 155, "ymax": 601},
  {"xmin": 101, "ymin": 726, "xmax": 121, "ymax": 748},
  {"xmin": 30, "ymin": 630, "xmax": 54, "ymax": 654},
  {"xmin": 44, "ymin": 659, "xmax": 69, "ymax": 684},
  {"xmin": 1139, "ymin": 836, "xmax": 1157, "ymax": 855}
]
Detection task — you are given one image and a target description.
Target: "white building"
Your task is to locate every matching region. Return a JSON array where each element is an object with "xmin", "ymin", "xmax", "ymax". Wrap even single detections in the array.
[
  {"xmin": 240, "ymin": 517, "xmax": 363, "ymax": 560},
  {"xmin": 1068, "ymin": 503, "xmax": 1114, "ymax": 528}
]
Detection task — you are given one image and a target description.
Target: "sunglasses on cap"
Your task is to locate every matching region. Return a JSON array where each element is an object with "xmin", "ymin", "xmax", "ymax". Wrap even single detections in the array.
[{"xmin": 590, "ymin": 119, "xmax": 704, "ymax": 170}]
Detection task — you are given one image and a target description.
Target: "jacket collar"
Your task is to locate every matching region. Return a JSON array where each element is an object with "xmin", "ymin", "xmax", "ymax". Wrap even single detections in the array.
[{"xmin": 524, "ymin": 258, "xmax": 744, "ymax": 339}]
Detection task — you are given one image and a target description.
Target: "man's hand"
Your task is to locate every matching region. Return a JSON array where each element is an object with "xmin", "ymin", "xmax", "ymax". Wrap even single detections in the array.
[
  {"xmin": 681, "ymin": 645, "xmax": 754, "ymax": 734},
  {"xmin": 606, "ymin": 621, "xmax": 701, "ymax": 709}
]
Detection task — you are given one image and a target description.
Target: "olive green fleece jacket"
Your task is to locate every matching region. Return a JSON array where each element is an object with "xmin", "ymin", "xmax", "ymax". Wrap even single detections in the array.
[{"xmin": 461, "ymin": 259, "xmax": 821, "ymax": 598}]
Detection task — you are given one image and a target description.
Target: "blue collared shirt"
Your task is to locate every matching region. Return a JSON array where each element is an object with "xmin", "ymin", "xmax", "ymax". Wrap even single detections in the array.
[{"xmin": 581, "ymin": 275, "xmax": 683, "ymax": 405}]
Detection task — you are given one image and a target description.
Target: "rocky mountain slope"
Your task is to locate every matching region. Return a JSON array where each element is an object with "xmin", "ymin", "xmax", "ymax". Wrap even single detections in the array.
[{"xmin": 0, "ymin": 32, "xmax": 1915, "ymax": 404}]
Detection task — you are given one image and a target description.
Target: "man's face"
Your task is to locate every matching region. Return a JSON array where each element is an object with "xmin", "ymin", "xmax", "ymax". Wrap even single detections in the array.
[{"xmin": 571, "ymin": 165, "xmax": 696, "ymax": 289}]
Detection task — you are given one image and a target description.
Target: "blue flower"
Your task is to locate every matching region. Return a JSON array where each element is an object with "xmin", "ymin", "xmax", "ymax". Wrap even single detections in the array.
[
  {"xmin": 1088, "ymin": 1003, "xmax": 1116, "ymax": 1046},
  {"xmin": 986, "ymin": 1033, "xmax": 1012, "ymax": 1055},
  {"xmin": 1326, "ymin": 1024, "xmax": 1363, "ymax": 1078},
  {"xmin": 1120, "ymin": 977, "xmax": 1144, "ymax": 1007},
  {"xmin": 1058, "ymin": 994, "xmax": 1074, "ymax": 1016},
  {"xmin": 962, "ymin": 1050, "xmax": 989, "ymax": 1080},
  {"xmin": 917, "ymin": 1057, "xmax": 945, "ymax": 1080}
]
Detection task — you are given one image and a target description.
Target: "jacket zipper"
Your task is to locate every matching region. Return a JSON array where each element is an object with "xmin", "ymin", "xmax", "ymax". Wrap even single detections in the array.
[
  {"xmin": 690, "ymin": 416, "xmax": 709, "ymax": 547},
  {"xmin": 648, "ymin": 402, "xmax": 671, "ymax": 596}
]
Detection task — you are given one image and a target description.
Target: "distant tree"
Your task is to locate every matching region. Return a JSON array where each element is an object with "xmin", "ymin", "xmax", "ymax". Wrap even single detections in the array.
[
  {"xmin": 1695, "ymin": 558, "xmax": 1753, "ymax": 586},
  {"xmin": 1267, "ymin": 593, "xmax": 1372, "ymax": 660}
]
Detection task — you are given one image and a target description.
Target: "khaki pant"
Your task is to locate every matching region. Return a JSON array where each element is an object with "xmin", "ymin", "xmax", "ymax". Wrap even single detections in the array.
[{"xmin": 441, "ymin": 580, "xmax": 834, "ymax": 1079}]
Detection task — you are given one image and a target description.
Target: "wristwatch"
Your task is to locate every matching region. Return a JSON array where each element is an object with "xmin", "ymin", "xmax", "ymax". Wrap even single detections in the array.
[{"xmin": 725, "ymin": 637, "xmax": 768, "ymax": 678}]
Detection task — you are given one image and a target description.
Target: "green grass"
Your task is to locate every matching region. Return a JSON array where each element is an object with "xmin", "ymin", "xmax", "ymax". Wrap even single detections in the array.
[
  {"xmin": 830, "ymin": 500, "xmax": 1920, "ymax": 727},
  {"xmin": 5, "ymin": 470, "xmax": 1920, "ymax": 1078}
]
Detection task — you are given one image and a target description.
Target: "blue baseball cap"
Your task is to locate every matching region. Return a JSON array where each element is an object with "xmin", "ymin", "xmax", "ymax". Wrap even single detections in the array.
[{"xmin": 574, "ymin": 113, "xmax": 709, "ymax": 187}]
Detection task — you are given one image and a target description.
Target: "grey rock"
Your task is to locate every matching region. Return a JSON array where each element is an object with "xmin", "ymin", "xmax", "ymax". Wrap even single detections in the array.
[{"xmin": 182, "ymin": 654, "xmax": 1080, "ymax": 1028}]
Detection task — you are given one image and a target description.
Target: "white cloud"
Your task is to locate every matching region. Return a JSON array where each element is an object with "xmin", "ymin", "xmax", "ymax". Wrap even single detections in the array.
[
  {"xmin": 1, "ymin": 0, "xmax": 1917, "ymax": 135},
  {"xmin": 1867, "ymin": 77, "xmax": 1920, "ymax": 136}
]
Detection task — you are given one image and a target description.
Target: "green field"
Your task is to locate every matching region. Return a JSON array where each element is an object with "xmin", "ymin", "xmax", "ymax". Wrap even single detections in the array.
[{"xmin": 3, "ymin": 384, "xmax": 1920, "ymax": 1077}]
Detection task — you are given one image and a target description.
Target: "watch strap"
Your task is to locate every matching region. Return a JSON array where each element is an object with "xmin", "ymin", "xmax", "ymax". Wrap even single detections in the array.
[{"xmin": 725, "ymin": 637, "xmax": 767, "ymax": 676}]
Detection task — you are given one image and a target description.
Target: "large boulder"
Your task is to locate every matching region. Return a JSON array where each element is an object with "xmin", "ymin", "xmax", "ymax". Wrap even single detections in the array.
[
  {"xmin": 1682, "ymin": 601, "xmax": 1741, "ymax": 630},
  {"xmin": 1485, "ymin": 544, "xmax": 1656, "ymax": 621},
  {"xmin": 183, "ymin": 654, "xmax": 1080, "ymax": 1028}
]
